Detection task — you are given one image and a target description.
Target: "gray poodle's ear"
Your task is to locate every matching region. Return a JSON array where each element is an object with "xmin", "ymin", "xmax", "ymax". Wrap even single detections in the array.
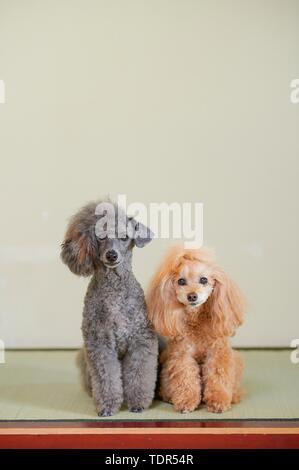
[
  {"xmin": 129, "ymin": 218, "xmax": 154, "ymax": 248},
  {"xmin": 61, "ymin": 202, "xmax": 100, "ymax": 276}
]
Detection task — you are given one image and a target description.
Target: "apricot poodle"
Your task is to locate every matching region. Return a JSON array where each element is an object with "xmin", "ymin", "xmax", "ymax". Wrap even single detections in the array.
[{"xmin": 147, "ymin": 246, "xmax": 246, "ymax": 413}]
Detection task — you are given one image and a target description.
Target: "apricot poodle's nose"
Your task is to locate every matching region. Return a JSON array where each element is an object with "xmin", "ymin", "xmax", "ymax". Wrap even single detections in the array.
[{"xmin": 187, "ymin": 292, "xmax": 198, "ymax": 303}]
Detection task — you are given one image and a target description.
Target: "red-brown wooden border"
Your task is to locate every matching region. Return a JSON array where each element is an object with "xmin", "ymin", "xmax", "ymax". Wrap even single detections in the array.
[{"xmin": 1, "ymin": 420, "xmax": 298, "ymax": 449}]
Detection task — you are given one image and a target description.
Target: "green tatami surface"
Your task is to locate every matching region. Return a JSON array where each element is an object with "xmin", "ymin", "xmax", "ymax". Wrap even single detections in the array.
[{"xmin": 0, "ymin": 350, "xmax": 298, "ymax": 420}]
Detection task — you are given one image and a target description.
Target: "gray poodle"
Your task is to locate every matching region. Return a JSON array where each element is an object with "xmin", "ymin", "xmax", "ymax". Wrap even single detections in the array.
[{"xmin": 61, "ymin": 200, "xmax": 158, "ymax": 416}]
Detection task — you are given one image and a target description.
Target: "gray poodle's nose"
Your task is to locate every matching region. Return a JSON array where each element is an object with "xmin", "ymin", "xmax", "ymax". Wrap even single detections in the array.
[
  {"xmin": 187, "ymin": 292, "xmax": 198, "ymax": 303},
  {"xmin": 105, "ymin": 249, "xmax": 118, "ymax": 263}
]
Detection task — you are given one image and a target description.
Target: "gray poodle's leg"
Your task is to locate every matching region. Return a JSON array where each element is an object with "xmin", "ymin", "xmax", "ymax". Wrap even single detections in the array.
[
  {"xmin": 76, "ymin": 348, "xmax": 92, "ymax": 396},
  {"xmin": 122, "ymin": 335, "xmax": 158, "ymax": 412},
  {"xmin": 85, "ymin": 344, "xmax": 123, "ymax": 416}
]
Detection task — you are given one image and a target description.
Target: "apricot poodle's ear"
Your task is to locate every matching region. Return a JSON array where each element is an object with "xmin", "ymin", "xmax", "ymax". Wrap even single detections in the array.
[
  {"xmin": 208, "ymin": 267, "xmax": 246, "ymax": 337},
  {"xmin": 147, "ymin": 273, "xmax": 182, "ymax": 337},
  {"xmin": 61, "ymin": 202, "xmax": 101, "ymax": 276},
  {"xmin": 146, "ymin": 251, "xmax": 184, "ymax": 337}
]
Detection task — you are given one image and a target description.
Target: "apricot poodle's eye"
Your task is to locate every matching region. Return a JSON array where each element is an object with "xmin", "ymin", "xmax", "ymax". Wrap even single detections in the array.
[
  {"xmin": 199, "ymin": 276, "xmax": 208, "ymax": 285},
  {"xmin": 178, "ymin": 278, "xmax": 187, "ymax": 286}
]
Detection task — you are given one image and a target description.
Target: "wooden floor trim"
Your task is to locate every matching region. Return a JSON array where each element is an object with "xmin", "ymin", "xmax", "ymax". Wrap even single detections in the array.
[
  {"xmin": 1, "ymin": 427, "xmax": 299, "ymax": 435},
  {"xmin": 1, "ymin": 421, "xmax": 298, "ymax": 448}
]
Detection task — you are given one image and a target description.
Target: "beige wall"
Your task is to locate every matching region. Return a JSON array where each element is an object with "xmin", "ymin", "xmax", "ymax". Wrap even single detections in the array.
[{"xmin": 0, "ymin": 0, "xmax": 298, "ymax": 348}]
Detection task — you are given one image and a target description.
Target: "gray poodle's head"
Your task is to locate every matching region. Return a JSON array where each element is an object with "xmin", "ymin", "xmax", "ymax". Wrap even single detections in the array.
[{"xmin": 61, "ymin": 200, "xmax": 153, "ymax": 276}]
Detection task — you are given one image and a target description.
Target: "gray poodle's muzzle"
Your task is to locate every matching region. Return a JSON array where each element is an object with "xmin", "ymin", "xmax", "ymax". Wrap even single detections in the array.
[
  {"xmin": 100, "ymin": 238, "xmax": 124, "ymax": 268},
  {"xmin": 104, "ymin": 248, "xmax": 120, "ymax": 268}
]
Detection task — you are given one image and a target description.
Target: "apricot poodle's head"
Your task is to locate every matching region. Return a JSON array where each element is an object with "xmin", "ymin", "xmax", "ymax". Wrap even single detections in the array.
[{"xmin": 147, "ymin": 246, "xmax": 245, "ymax": 338}]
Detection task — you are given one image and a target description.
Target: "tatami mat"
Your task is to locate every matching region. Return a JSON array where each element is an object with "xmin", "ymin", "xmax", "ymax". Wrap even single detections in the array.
[{"xmin": 0, "ymin": 350, "xmax": 298, "ymax": 420}]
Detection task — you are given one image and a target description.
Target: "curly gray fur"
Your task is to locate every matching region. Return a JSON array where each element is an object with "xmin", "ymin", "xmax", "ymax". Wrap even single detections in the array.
[{"xmin": 61, "ymin": 200, "xmax": 158, "ymax": 416}]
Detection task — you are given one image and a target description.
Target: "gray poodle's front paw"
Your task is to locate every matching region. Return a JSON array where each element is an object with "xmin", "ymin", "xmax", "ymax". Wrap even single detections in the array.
[
  {"xmin": 129, "ymin": 406, "xmax": 144, "ymax": 413},
  {"xmin": 98, "ymin": 408, "xmax": 114, "ymax": 417}
]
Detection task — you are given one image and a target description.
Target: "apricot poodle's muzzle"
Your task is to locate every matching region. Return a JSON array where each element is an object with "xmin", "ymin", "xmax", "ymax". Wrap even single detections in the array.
[{"xmin": 187, "ymin": 292, "xmax": 198, "ymax": 304}]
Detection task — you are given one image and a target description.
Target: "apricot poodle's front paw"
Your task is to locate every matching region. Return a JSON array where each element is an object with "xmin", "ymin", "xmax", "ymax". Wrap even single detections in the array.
[
  {"xmin": 206, "ymin": 401, "xmax": 231, "ymax": 413},
  {"xmin": 173, "ymin": 396, "xmax": 201, "ymax": 414},
  {"xmin": 178, "ymin": 405, "xmax": 197, "ymax": 414},
  {"xmin": 204, "ymin": 388, "xmax": 232, "ymax": 413}
]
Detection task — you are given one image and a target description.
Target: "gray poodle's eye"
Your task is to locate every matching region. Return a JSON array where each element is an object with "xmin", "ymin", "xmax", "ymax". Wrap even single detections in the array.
[
  {"xmin": 178, "ymin": 278, "xmax": 187, "ymax": 286},
  {"xmin": 199, "ymin": 276, "xmax": 208, "ymax": 285}
]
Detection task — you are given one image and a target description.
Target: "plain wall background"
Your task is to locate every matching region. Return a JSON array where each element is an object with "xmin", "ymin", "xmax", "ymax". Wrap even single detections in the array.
[{"xmin": 0, "ymin": 0, "xmax": 298, "ymax": 348}]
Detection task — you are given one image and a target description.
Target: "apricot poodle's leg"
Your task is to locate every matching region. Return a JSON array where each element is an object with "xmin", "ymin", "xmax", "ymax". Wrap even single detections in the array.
[
  {"xmin": 202, "ymin": 343, "xmax": 236, "ymax": 413},
  {"xmin": 160, "ymin": 349, "xmax": 201, "ymax": 413},
  {"xmin": 232, "ymin": 350, "xmax": 244, "ymax": 404}
]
